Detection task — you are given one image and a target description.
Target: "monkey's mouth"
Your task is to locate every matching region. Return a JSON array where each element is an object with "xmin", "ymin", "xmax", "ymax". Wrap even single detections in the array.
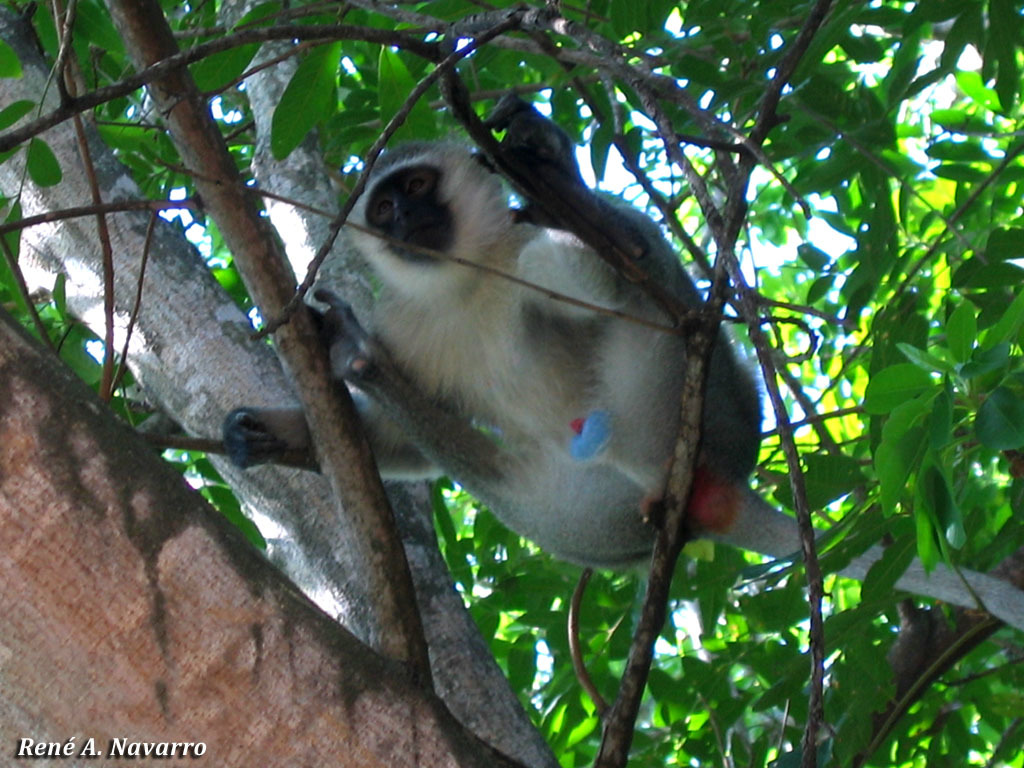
[{"xmin": 397, "ymin": 223, "xmax": 452, "ymax": 260}]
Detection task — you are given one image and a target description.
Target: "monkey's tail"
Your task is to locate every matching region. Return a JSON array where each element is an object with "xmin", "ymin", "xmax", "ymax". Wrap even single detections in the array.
[{"xmin": 710, "ymin": 488, "xmax": 1024, "ymax": 633}]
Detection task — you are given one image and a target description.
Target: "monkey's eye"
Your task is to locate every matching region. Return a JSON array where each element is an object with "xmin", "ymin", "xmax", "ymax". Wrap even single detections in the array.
[
  {"xmin": 371, "ymin": 196, "xmax": 394, "ymax": 224},
  {"xmin": 405, "ymin": 169, "xmax": 437, "ymax": 197}
]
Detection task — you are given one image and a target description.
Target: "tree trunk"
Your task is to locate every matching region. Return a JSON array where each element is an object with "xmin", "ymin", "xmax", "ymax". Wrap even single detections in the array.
[{"xmin": 0, "ymin": 307, "xmax": 525, "ymax": 768}]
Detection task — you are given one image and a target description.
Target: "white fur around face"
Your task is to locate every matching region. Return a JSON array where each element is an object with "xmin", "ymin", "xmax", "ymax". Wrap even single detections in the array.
[
  {"xmin": 347, "ymin": 145, "xmax": 519, "ymax": 301},
  {"xmin": 345, "ymin": 144, "xmax": 591, "ymax": 442}
]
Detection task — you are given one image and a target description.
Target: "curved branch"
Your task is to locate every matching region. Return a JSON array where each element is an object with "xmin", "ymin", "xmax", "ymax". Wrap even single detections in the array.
[{"xmin": 0, "ymin": 23, "xmax": 440, "ymax": 153}]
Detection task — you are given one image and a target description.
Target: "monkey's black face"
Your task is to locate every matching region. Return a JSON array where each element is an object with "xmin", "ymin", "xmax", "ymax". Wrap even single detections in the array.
[{"xmin": 365, "ymin": 165, "xmax": 453, "ymax": 260}]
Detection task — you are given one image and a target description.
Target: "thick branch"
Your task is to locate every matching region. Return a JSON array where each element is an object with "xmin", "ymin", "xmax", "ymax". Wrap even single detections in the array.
[
  {"xmin": 104, "ymin": 0, "xmax": 431, "ymax": 678},
  {"xmin": 0, "ymin": 307, "xmax": 522, "ymax": 768}
]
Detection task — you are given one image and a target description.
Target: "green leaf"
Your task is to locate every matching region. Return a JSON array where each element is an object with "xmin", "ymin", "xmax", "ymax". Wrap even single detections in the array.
[
  {"xmin": 234, "ymin": 1, "xmax": 280, "ymax": 27},
  {"xmin": 191, "ymin": 2, "xmax": 277, "ymax": 92},
  {"xmin": 924, "ymin": 464, "xmax": 965, "ymax": 550},
  {"xmin": 981, "ymin": 288, "xmax": 1024, "ymax": 349},
  {"xmin": 58, "ymin": 324, "xmax": 103, "ymax": 386},
  {"xmin": 377, "ymin": 48, "xmax": 433, "ymax": 142},
  {"xmin": 201, "ymin": 485, "xmax": 266, "ymax": 549},
  {"xmin": 0, "ymin": 99, "xmax": 34, "ymax": 131},
  {"xmin": 26, "ymin": 138, "xmax": 62, "ymax": 187},
  {"xmin": 930, "ymin": 107, "xmax": 990, "ymax": 133},
  {"xmin": 270, "ymin": 43, "xmax": 340, "ymax": 160},
  {"xmin": 945, "ymin": 303, "xmax": 977, "ymax": 364},
  {"xmin": 959, "ymin": 261, "xmax": 1024, "ymax": 288},
  {"xmin": 933, "ymin": 164, "xmax": 987, "ymax": 183},
  {"xmin": 929, "ymin": 387, "xmax": 953, "ymax": 450},
  {"xmin": 955, "ymin": 70, "xmax": 1002, "ymax": 112},
  {"xmin": 97, "ymin": 122, "xmax": 155, "ymax": 153},
  {"xmin": 961, "ymin": 342, "xmax": 1010, "ymax": 379},
  {"xmin": 897, "ymin": 342, "xmax": 952, "ymax": 374},
  {"xmin": 589, "ymin": 119, "xmax": 612, "ymax": 182},
  {"xmin": 806, "ymin": 275, "xmax": 833, "ymax": 305},
  {"xmin": 876, "ymin": 399, "xmax": 929, "ymax": 512},
  {"xmin": 506, "ymin": 634, "xmax": 537, "ymax": 692},
  {"xmin": 190, "ymin": 44, "xmax": 260, "ymax": 92},
  {"xmin": 796, "ymin": 243, "xmax": 830, "ymax": 270},
  {"xmin": 0, "ymin": 39, "xmax": 21, "ymax": 78},
  {"xmin": 610, "ymin": 0, "xmax": 642, "ymax": 37},
  {"xmin": 987, "ymin": 0, "xmax": 1019, "ymax": 112},
  {"xmin": 985, "ymin": 228, "xmax": 1024, "ymax": 262},
  {"xmin": 0, "ymin": 203, "xmax": 28, "ymax": 319},
  {"xmin": 52, "ymin": 273, "xmax": 67, "ymax": 315},
  {"xmin": 864, "ymin": 363, "xmax": 934, "ymax": 414},
  {"xmin": 913, "ymin": 487, "xmax": 940, "ymax": 571},
  {"xmin": 925, "ymin": 139, "xmax": 992, "ymax": 162},
  {"xmin": 800, "ymin": 453, "xmax": 864, "ymax": 509},
  {"xmin": 73, "ymin": 0, "xmax": 124, "ymax": 57},
  {"xmin": 861, "ymin": 537, "xmax": 914, "ymax": 604},
  {"xmin": 975, "ymin": 386, "xmax": 1024, "ymax": 450}
]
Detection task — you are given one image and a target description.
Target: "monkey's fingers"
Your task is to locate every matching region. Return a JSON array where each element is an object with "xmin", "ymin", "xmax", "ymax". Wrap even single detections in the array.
[{"xmin": 222, "ymin": 408, "xmax": 290, "ymax": 467}]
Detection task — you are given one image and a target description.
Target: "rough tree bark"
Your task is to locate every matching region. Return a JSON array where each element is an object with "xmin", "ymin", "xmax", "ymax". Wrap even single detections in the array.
[{"xmin": 0, "ymin": 307, "xmax": 525, "ymax": 768}]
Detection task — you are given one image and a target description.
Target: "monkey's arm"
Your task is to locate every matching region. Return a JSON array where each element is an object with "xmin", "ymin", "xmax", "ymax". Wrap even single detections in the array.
[
  {"xmin": 223, "ymin": 396, "xmax": 439, "ymax": 478},
  {"xmin": 714, "ymin": 490, "xmax": 1024, "ymax": 633},
  {"xmin": 221, "ymin": 289, "xmax": 527, "ymax": 493},
  {"xmin": 490, "ymin": 96, "xmax": 693, "ymax": 301},
  {"xmin": 314, "ymin": 289, "xmax": 523, "ymax": 495},
  {"xmin": 493, "ymin": 95, "xmax": 695, "ymax": 317}
]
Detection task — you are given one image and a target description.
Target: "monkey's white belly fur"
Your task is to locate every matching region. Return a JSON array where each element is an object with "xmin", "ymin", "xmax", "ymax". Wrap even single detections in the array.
[{"xmin": 366, "ymin": 246, "xmax": 664, "ymax": 566}]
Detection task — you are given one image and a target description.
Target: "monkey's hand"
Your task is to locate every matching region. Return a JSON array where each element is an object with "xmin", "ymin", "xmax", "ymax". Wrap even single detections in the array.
[
  {"xmin": 485, "ymin": 93, "xmax": 581, "ymax": 182},
  {"xmin": 313, "ymin": 290, "xmax": 414, "ymax": 413},
  {"xmin": 223, "ymin": 409, "xmax": 288, "ymax": 467},
  {"xmin": 221, "ymin": 289, "xmax": 373, "ymax": 471},
  {"xmin": 221, "ymin": 406, "xmax": 315, "ymax": 469},
  {"xmin": 314, "ymin": 288, "xmax": 380, "ymax": 384},
  {"xmin": 313, "ymin": 290, "xmax": 514, "ymax": 488},
  {"xmin": 485, "ymin": 94, "xmax": 657, "ymax": 275},
  {"xmin": 485, "ymin": 94, "xmax": 590, "ymax": 229}
]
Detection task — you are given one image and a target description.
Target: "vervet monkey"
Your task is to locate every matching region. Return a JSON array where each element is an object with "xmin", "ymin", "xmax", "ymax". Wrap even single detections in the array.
[{"xmin": 224, "ymin": 98, "xmax": 1024, "ymax": 631}]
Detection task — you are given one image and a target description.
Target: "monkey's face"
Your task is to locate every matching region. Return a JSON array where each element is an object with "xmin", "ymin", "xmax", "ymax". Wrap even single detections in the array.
[
  {"xmin": 365, "ymin": 165, "xmax": 454, "ymax": 260},
  {"xmin": 348, "ymin": 144, "xmax": 517, "ymax": 299}
]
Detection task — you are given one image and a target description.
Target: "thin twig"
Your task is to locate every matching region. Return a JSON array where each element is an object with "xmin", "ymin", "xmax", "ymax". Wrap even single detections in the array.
[
  {"xmin": 0, "ymin": 198, "xmax": 198, "ymax": 237},
  {"xmin": 111, "ymin": 211, "xmax": 156, "ymax": 393},
  {"xmin": 568, "ymin": 569, "xmax": 609, "ymax": 717},
  {"xmin": 0, "ymin": 236, "xmax": 54, "ymax": 350},
  {"xmin": 53, "ymin": 0, "xmax": 118, "ymax": 401},
  {"xmin": 346, "ymin": 221, "xmax": 689, "ymax": 334}
]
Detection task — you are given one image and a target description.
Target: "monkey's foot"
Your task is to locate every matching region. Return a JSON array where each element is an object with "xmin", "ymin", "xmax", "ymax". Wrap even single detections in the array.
[{"xmin": 222, "ymin": 408, "xmax": 289, "ymax": 467}]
